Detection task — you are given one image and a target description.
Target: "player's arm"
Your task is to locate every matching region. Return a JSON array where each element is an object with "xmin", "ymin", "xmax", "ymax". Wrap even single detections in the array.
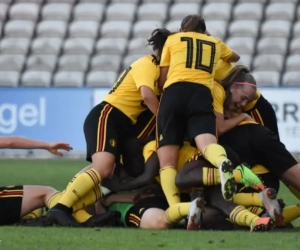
[
  {"xmin": 218, "ymin": 39, "xmax": 240, "ymax": 63},
  {"xmin": 158, "ymin": 39, "xmax": 170, "ymax": 88},
  {"xmin": 0, "ymin": 136, "xmax": 72, "ymax": 156},
  {"xmin": 102, "ymin": 193, "xmax": 137, "ymax": 207},
  {"xmin": 140, "ymin": 86, "xmax": 159, "ymax": 116},
  {"xmin": 118, "ymin": 153, "xmax": 160, "ymax": 191}
]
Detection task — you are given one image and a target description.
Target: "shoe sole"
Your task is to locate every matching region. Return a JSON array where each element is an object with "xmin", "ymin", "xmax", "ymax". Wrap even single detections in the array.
[
  {"xmin": 251, "ymin": 218, "xmax": 275, "ymax": 232},
  {"xmin": 220, "ymin": 160, "xmax": 236, "ymax": 201},
  {"xmin": 187, "ymin": 198, "xmax": 205, "ymax": 231},
  {"xmin": 46, "ymin": 210, "xmax": 82, "ymax": 228},
  {"xmin": 262, "ymin": 188, "xmax": 284, "ymax": 225}
]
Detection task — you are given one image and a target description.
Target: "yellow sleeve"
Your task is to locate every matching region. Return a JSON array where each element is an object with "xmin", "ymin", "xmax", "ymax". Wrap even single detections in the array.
[
  {"xmin": 217, "ymin": 39, "xmax": 233, "ymax": 61},
  {"xmin": 160, "ymin": 38, "xmax": 171, "ymax": 67},
  {"xmin": 132, "ymin": 57, "xmax": 159, "ymax": 90},
  {"xmin": 213, "ymin": 82, "xmax": 226, "ymax": 114},
  {"xmin": 143, "ymin": 140, "xmax": 157, "ymax": 162}
]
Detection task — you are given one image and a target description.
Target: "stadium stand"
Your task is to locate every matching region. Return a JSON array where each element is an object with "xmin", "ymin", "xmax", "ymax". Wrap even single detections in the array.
[{"xmin": 0, "ymin": 0, "xmax": 299, "ymax": 87}]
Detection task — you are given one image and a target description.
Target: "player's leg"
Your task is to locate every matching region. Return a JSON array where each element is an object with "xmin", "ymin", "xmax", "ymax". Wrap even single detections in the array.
[
  {"xmin": 47, "ymin": 102, "xmax": 127, "ymax": 226},
  {"xmin": 186, "ymin": 84, "xmax": 236, "ymax": 201},
  {"xmin": 156, "ymin": 88, "xmax": 185, "ymax": 206},
  {"xmin": 134, "ymin": 109, "xmax": 156, "ymax": 139},
  {"xmin": 205, "ymin": 186, "xmax": 274, "ymax": 232}
]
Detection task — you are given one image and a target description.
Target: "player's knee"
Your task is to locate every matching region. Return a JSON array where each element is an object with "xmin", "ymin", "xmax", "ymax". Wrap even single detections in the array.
[{"xmin": 92, "ymin": 152, "xmax": 115, "ymax": 178}]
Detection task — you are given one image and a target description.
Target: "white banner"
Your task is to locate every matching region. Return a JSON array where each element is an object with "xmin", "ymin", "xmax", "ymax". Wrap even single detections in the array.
[
  {"xmin": 260, "ymin": 88, "xmax": 300, "ymax": 152},
  {"xmin": 93, "ymin": 88, "xmax": 300, "ymax": 153}
]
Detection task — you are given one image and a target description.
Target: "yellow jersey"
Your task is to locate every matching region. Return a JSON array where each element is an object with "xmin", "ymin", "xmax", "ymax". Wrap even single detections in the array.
[
  {"xmin": 160, "ymin": 33, "xmax": 233, "ymax": 90},
  {"xmin": 143, "ymin": 140, "xmax": 199, "ymax": 171},
  {"xmin": 212, "ymin": 82, "xmax": 226, "ymax": 114},
  {"xmin": 214, "ymin": 59, "xmax": 234, "ymax": 82},
  {"xmin": 104, "ymin": 55, "xmax": 160, "ymax": 123}
]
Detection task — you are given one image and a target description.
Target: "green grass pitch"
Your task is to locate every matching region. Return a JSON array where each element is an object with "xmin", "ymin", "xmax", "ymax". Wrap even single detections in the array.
[{"xmin": 0, "ymin": 159, "xmax": 300, "ymax": 250}]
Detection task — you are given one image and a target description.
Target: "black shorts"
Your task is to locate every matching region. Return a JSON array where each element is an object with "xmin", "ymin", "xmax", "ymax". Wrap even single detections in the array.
[
  {"xmin": 84, "ymin": 101, "xmax": 133, "ymax": 162},
  {"xmin": 125, "ymin": 196, "xmax": 169, "ymax": 228},
  {"xmin": 0, "ymin": 185, "xmax": 23, "ymax": 225},
  {"xmin": 246, "ymin": 95, "xmax": 280, "ymax": 140},
  {"xmin": 157, "ymin": 82, "xmax": 216, "ymax": 148},
  {"xmin": 133, "ymin": 109, "xmax": 156, "ymax": 139},
  {"xmin": 219, "ymin": 124, "xmax": 297, "ymax": 178}
]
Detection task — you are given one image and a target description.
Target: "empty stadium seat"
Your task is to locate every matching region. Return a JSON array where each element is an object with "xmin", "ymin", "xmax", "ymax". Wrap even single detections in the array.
[
  {"xmin": 261, "ymin": 21, "xmax": 291, "ymax": 38},
  {"xmin": 0, "ymin": 38, "xmax": 30, "ymax": 54},
  {"xmin": 293, "ymin": 21, "xmax": 300, "ymax": 38},
  {"xmin": 73, "ymin": 3, "xmax": 104, "ymax": 21},
  {"xmin": 229, "ymin": 20, "xmax": 259, "ymax": 38},
  {"xmin": 256, "ymin": 37, "xmax": 288, "ymax": 55},
  {"xmin": 5, "ymin": 20, "xmax": 35, "ymax": 38},
  {"xmin": 54, "ymin": 71, "xmax": 84, "ymax": 87},
  {"xmin": 31, "ymin": 37, "xmax": 63, "ymax": 55},
  {"xmin": 137, "ymin": 3, "xmax": 167, "ymax": 22},
  {"xmin": 207, "ymin": 0, "xmax": 234, "ymax": 2},
  {"xmin": 112, "ymin": 0, "xmax": 139, "ymax": 3},
  {"xmin": 270, "ymin": 0, "xmax": 297, "ymax": 2},
  {"xmin": 16, "ymin": 0, "xmax": 44, "ymax": 3},
  {"xmin": 173, "ymin": 0, "xmax": 202, "ymax": 2},
  {"xmin": 170, "ymin": 3, "xmax": 200, "ymax": 20},
  {"xmin": 96, "ymin": 38, "xmax": 127, "ymax": 55},
  {"xmin": 226, "ymin": 37, "xmax": 255, "ymax": 55},
  {"xmin": 0, "ymin": 54, "xmax": 25, "ymax": 71},
  {"xmin": 100, "ymin": 21, "xmax": 132, "ymax": 38},
  {"xmin": 0, "ymin": 3, "xmax": 9, "ymax": 21},
  {"xmin": 165, "ymin": 20, "xmax": 181, "ymax": 32},
  {"xmin": 265, "ymin": 3, "xmax": 295, "ymax": 21},
  {"xmin": 10, "ymin": 3, "xmax": 40, "ymax": 21},
  {"xmin": 286, "ymin": 55, "xmax": 300, "ymax": 71},
  {"xmin": 91, "ymin": 54, "xmax": 121, "ymax": 71},
  {"xmin": 58, "ymin": 55, "xmax": 89, "ymax": 71},
  {"xmin": 298, "ymin": 5, "xmax": 300, "ymax": 19},
  {"xmin": 253, "ymin": 54, "xmax": 284, "ymax": 71},
  {"xmin": 122, "ymin": 54, "xmax": 144, "ymax": 68},
  {"xmin": 86, "ymin": 71, "xmax": 116, "ymax": 87},
  {"xmin": 142, "ymin": 0, "xmax": 171, "ymax": 3},
  {"xmin": 238, "ymin": 0, "xmax": 267, "ymax": 3},
  {"xmin": 37, "ymin": 20, "xmax": 68, "ymax": 38},
  {"xmin": 233, "ymin": 3, "xmax": 263, "ymax": 20},
  {"xmin": 252, "ymin": 71, "xmax": 280, "ymax": 87},
  {"xmin": 63, "ymin": 38, "xmax": 94, "ymax": 55},
  {"xmin": 79, "ymin": 0, "xmax": 107, "ymax": 3},
  {"xmin": 234, "ymin": 54, "xmax": 252, "ymax": 67},
  {"xmin": 128, "ymin": 38, "xmax": 152, "ymax": 54},
  {"xmin": 0, "ymin": 23, "xmax": 2, "ymax": 37},
  {"xmin": 283, "ymin": 72, "xmax": 300, "ymax": 86},
  {"xmin": 48, "ymin": 0, "xmax": 76, "ymax": 4},
  {"xmin": 106, "ymin": 3, "xmax": 136, "ymax": 22},
  {"xmin": 21, "ymin": 71, "xmax": 52, "ymax": 86},
  {"xmin": 26, "ymin": 55, "xmax": 57, "ymax": 72},
  {"xmin": 202, "ymin": 3, "xmax": 231, "ymax": 21},
  {"xmin": 290, "ymin": 38, "xmax": 300, "ymax": 53},
  {"xmin": 0, "ymin": 71, "xmax": 19, "ymax": 86},
  {"xmin": 42, "ymin": 3, "xmax": 72, "ymax": 22},
  {"xmin": 0, "ymin": 0, "xmax": 13, "ymax": 4},
  {"xmin": 69, "ymin": 21, "xmax": 99, "ymax": 38},
  {"xmin": 205, "ymin": 21, "xmax": 227, "ymax": 40},
  {"xmin": 133, "ymin": 20, "xmax": 163, "ymax": 38}
]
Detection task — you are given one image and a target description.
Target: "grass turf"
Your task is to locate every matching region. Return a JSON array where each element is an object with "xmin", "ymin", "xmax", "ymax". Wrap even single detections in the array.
[{"xmin": 0, "ymin": 159, "xmax": 300, "ymax": 250}]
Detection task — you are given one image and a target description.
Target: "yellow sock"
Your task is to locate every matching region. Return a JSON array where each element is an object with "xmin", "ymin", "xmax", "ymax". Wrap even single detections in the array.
[
  {"xmin": 202, "ymin": 167, "xmax": 220, "ymax": 186},
  {"xmin": 160, "ymin": 166, "xmax": 180, "ymax": 206},
  {"xmin": 73, "ymin": 209, "xmax": 92, "ymax": 223},
  {"xmin": 72, "ymin": 185, "xmax": 102, "ymax": 212},
  {"xmin": 46, "ymin": 191, "xmax": 63, "ymax": 208},
  {"xmin": 285, "ymin": 183, "xmax": 300, "ymax": 200},
  {"xmin": 59, "ymin": 168, "xmax": 101, "ymax": 208},
  {"xmin": 164, "ymin": 202, "xmax": 190, "ymax": 224},
  {"xmin": 66, "ymin": 174, "xmax": 80, "ymax": 190},
  {"xmin": 203, "ymin": 144, "xmax": 227, "ymax": 167},
  {"xmin": 229, "ymin": 205, "xmax": 259, "ymax": 227},
  {"xmin": 248, "ymin": 206, "xmax": 264, "ymax": 216},
  {"xmin": 233, "ymin": 193, "xmax": 263, "ymax": 207},
  {"xmin": 283, "ymin": 205, "xmax": 300, "ymax": 224},
  {"xmin": 23, "ymin": 208, "xmax": 44, "ymax": 219}
]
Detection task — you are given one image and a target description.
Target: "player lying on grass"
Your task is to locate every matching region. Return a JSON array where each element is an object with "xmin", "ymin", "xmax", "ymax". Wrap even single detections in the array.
[{"xmin": 0, "ymin": 136, "xmax": 120, "ymax": 227}]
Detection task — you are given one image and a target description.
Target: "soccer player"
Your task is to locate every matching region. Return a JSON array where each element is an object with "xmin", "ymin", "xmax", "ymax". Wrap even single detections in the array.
[
  {"xmin": 156, "ymin": 14, "xmax": 240, "ymax": 220},
  {"xmin": 46, "ymin": 28, "xmax": 173, "ymax": 226},
  {"xmin": 0, "ymin": 136, "xmax": 71, "ymax": 226}
]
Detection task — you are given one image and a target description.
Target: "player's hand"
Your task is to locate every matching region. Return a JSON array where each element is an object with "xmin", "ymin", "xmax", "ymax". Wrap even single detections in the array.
[
  {"xmin": 243, "ymin": 113, "xmax": 254, "ymax": 121},
  {"xmin": 47, "ymin": 142, "xmax": 73, "ymax": 156}
]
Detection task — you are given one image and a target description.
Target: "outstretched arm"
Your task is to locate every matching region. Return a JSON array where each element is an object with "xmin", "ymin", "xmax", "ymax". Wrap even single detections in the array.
[{"xmin": 0, "ymin": 136, "xmax": 73, "ymax": 156}]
